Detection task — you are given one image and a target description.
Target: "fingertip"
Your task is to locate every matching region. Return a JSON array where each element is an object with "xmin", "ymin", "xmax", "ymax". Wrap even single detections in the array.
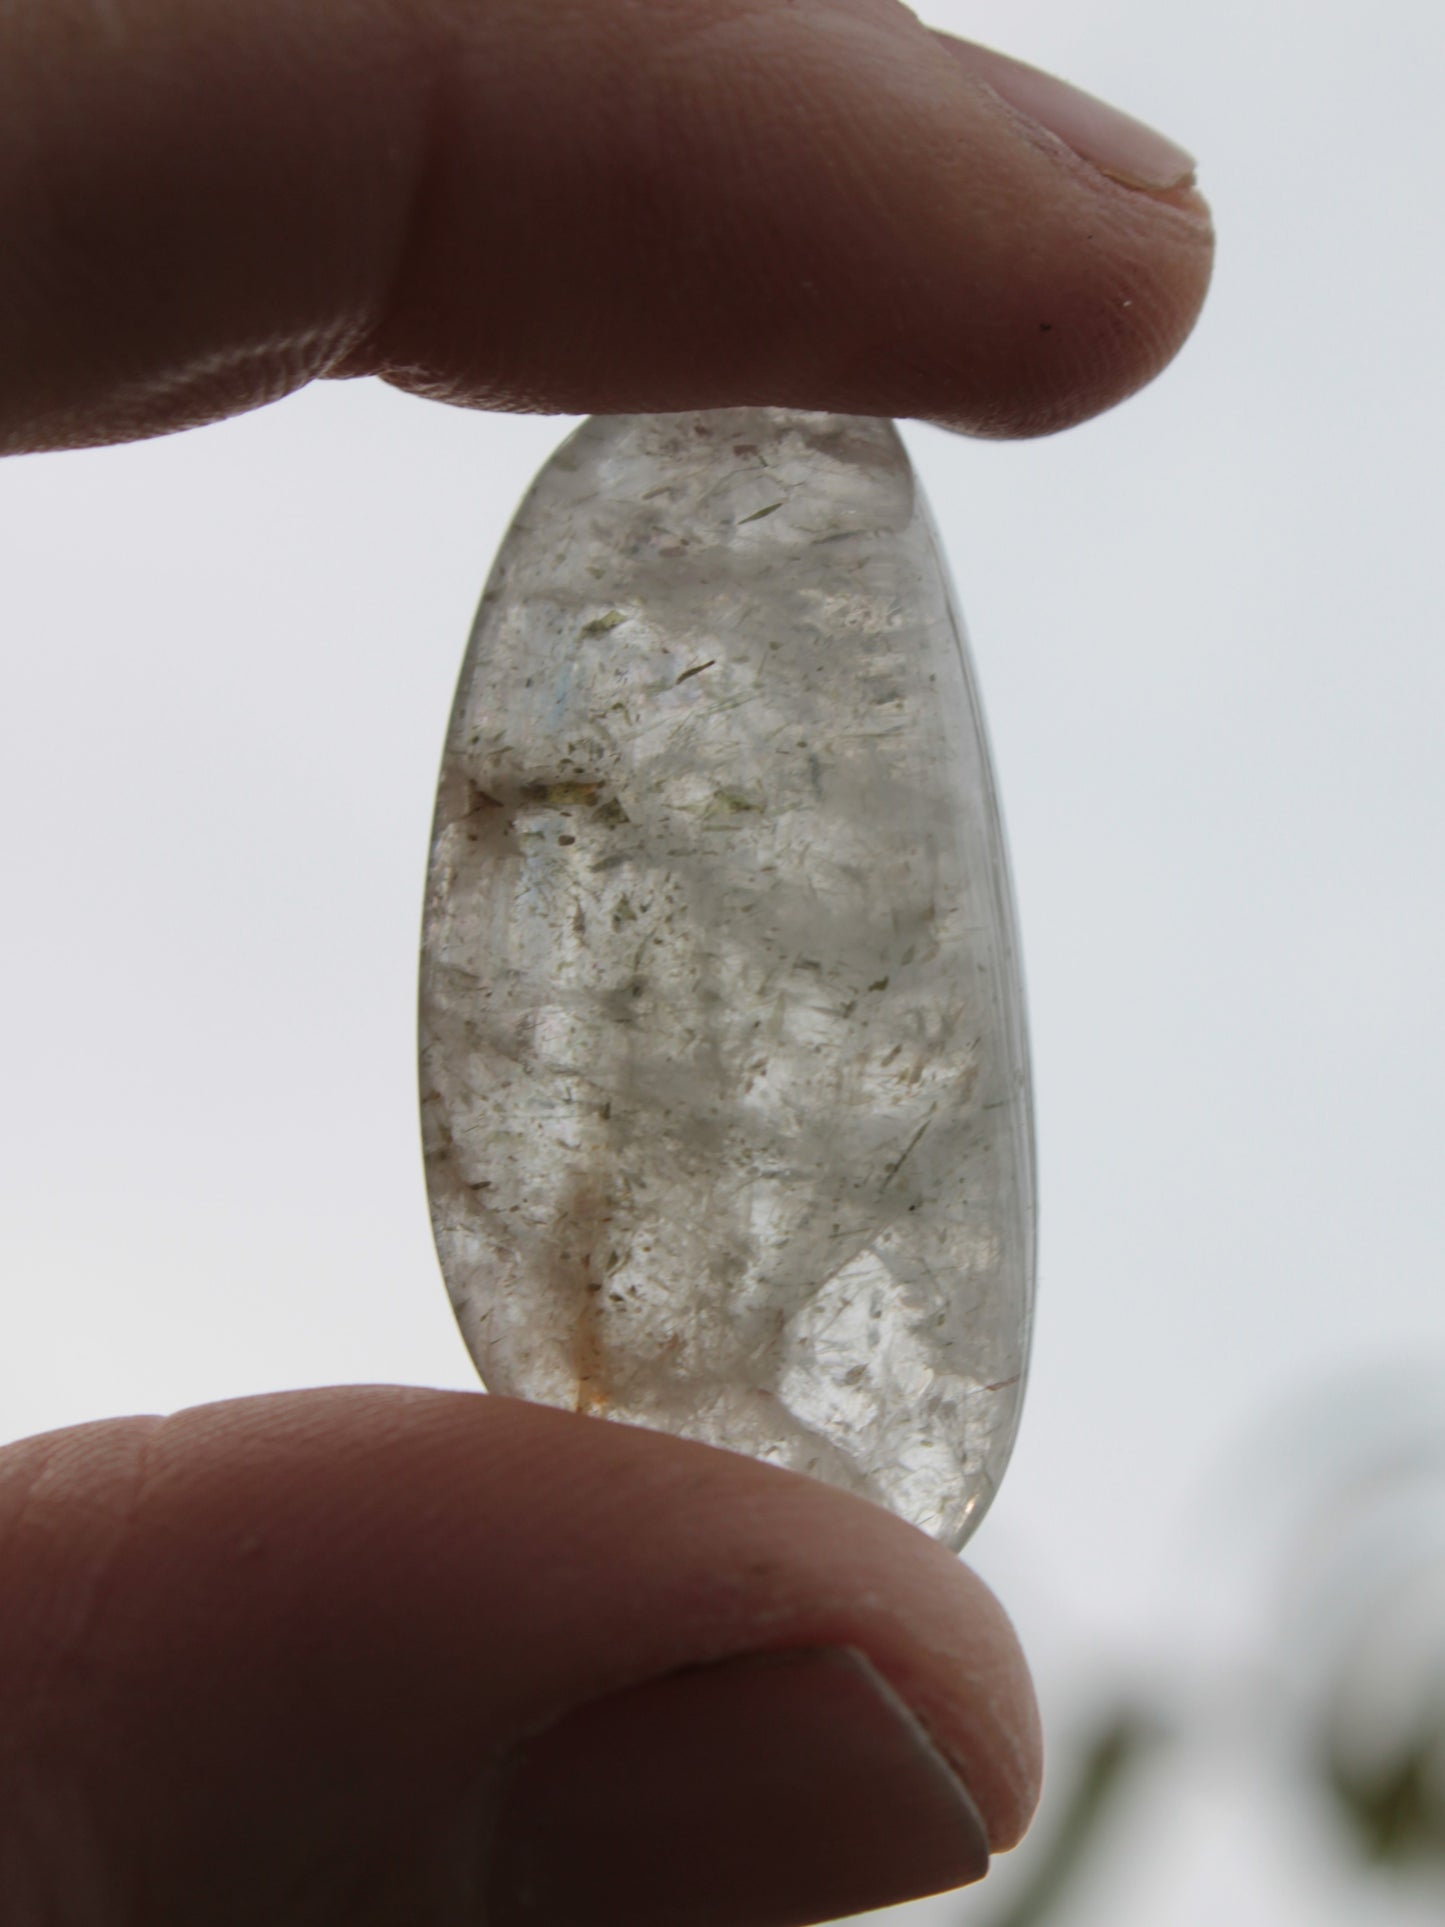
[
  {"xmin": 360, "ymin": 2, "xmax": 1215, "ymax": 440},
  {"xmin": 490, "ymin": 1645, "xmax": 993, "ymax": 1927}
]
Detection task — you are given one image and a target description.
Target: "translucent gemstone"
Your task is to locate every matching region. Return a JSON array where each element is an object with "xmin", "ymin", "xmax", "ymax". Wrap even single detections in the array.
[{"xmin": 419, "ymin": 410, "xmax": 1034, "ymax": 1548}]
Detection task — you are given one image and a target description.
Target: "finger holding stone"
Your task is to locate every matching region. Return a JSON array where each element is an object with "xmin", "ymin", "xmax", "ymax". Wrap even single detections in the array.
[
  {"xmin": 0, "ymin": 0, "xmax": 1212, "ymax": 452},
  {"xmin": 0, "ymin": 1387, "xmax": 1039, "ymax": 1925}
]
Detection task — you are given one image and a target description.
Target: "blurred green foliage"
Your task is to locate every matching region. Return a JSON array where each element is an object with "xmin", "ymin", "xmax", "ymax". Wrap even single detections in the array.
[
  {"xmin": 974, "ymin": 1713, "xmax": 1163, "ymax": 1927},
  {"xmin": 1322, "ymin": 1713, "xmax": 1445, "ymax": 1872}
]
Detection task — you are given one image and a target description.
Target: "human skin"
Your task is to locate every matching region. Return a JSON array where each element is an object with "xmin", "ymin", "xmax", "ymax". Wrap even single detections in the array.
[{"xmin": 0, "ymin": 3, "xmax": 1213, "ymax": 1922}]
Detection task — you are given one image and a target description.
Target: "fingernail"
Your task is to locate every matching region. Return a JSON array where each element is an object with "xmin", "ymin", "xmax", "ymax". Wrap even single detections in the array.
[
  {"xmin": 487, "ymin": 1645, "xmax": 991, "ymax": 1927},
  {"xmin": 939, "ymin": 34, "xmax": 1197, "ymax": 193}
]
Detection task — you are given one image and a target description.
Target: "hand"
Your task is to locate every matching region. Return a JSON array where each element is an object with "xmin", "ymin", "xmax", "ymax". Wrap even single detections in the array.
[{"xmin": 0, "ymin": 4, "xmax": 1212, "ymax": 1923}]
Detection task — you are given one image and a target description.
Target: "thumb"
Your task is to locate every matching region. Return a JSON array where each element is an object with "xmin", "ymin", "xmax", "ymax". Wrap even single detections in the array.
[{"xmin": 0, "ymin": 1387, "xmax": 1040, "ymax": 1926}]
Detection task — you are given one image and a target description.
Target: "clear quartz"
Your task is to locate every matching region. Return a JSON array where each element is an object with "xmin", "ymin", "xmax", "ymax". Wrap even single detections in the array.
[{"xmin": 420, "ymin": 409, "xmax": 1034, "ymax": 1548}]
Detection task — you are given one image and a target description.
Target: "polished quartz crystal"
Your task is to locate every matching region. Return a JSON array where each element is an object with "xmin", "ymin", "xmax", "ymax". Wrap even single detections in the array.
[{"xmin": 420, "ymin": 410, "xmax": 1034, "ymax": 1548}]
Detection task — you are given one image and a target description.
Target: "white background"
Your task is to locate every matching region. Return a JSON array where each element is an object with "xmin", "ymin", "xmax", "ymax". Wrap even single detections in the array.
[{"xmin": 2, "ymin": 3, "xmax": 1441, "ymax": 1923}]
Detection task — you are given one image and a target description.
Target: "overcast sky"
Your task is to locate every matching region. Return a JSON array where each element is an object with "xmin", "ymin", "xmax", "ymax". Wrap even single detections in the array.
[{"xmin": 2, "ymin": 3, "xmax": 1442, "ymax": 1923}]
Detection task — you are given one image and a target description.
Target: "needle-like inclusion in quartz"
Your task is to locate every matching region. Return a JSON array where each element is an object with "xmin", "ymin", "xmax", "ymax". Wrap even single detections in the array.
[{"xmin": 419, "ymin": 410, "xmax": 1034, "ymax": 1549}]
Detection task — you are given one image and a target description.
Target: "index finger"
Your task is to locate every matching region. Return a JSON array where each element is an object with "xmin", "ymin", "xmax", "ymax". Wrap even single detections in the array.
[{"xmin": 0, "ymin": 0, "xmax": 1211, "ymax": 453}]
